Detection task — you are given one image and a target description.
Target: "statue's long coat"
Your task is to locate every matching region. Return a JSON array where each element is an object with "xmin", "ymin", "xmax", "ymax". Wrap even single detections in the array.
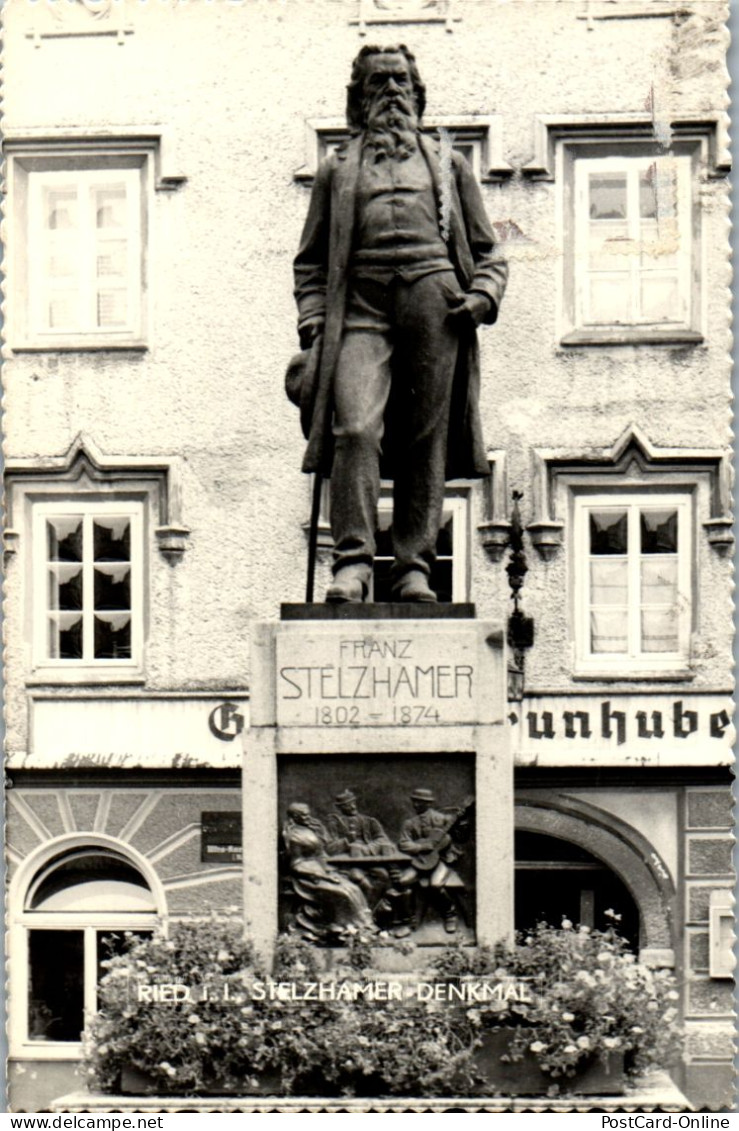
[{"xmin": 293, "ymin": 133, "xmax": 508, "ymax": 479}]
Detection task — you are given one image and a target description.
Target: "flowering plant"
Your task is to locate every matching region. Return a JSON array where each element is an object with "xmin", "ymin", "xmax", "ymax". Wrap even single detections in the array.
[
  {"xmin": 84, "ymin": 919, "xmax": 476, "ymax": 1097},
  {"xmin": 435, "ymin": 915, "xmax": 683, "ymax": 1086}
]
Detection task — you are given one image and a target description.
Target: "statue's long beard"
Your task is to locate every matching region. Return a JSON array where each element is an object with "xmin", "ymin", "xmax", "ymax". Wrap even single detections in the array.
[{"xmin": 363, "ymin": 95, "xmax": 418, "ymax": 159}]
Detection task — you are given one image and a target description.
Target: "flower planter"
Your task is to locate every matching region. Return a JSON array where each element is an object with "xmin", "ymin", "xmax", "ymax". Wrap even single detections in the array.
[
  {"xmin": 119, "ymin": 1065, "xmax": 283, "ymax": 1097},
  {"xmin": 118, "ymin": 1065, "xmax": 385, "ymax": 1099},
  {"xmin": 472, "ymin": 1029, "xmax": 626, "ymax": 1096}
]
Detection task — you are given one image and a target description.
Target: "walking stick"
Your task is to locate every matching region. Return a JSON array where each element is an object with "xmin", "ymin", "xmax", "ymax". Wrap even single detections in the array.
[{"xmin": 305, "ymin": 471, "xmax": 322, "ymax": 603}]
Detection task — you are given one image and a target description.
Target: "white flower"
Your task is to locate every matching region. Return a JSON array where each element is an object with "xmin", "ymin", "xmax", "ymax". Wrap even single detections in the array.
[
  {"xmin": 575, "ymin": 971, "xmax": 596, "ymax": 987},
  {"xmin": 596, "ymin": 952, "xmax": 612, "ymax": 964},
  {"xmin": 666, "ymin": 990, "xmax": 679, "ymax": 1001},
  {"xmin": 603, "ymin": 1037, "xmax": 621, "ymax": 1049},
  {"xmin": 562, "ymin": 1011, "xmax": 575, "ymax": 1022},
  {"xmin": 561, "ymin": 919, "xmax": 573, "ymax": 930},
  {"xmin": 217, "ymin": 949, "xmax": 232, "ymax": 963},
  {"xmin": 564, "ymin": 1045, "xmax": 578, "ymax": 1055},
  {"xmin": 630, "ymin": 1026, "xmax": 644, "ymax": 1034},
  {"xmin": 529, "ymin": 1041, "xmax": 546, "ymax": 1053},
  {"xmin": 194, "ymin": 1031, "xmax": 207, "ymax": 1046},
  {"xmin": 187, "ymin": 1013, "xmax": 200, "ymax": 1024},
  {"xmin": 576, "ymin": 1036, "xmax": 590, "ymax": 1049}
]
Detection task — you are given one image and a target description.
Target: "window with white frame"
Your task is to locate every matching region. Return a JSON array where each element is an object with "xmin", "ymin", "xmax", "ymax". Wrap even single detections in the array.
[
  {"xmin": 573, "ymin": 492, "xmax": 691, "ymax": 673},
  {"xmin": 33, "ymin": 500, "xmax": 143, "ymax": 671},
  {"xmin": 8, "ymin": 147, "xmax": 150, "ymax": 348},
  {"xmin": 370, "ymin": 493, "xmax": 469, "ymax": 602},
  {"xmin": 30, "ymin": 169, "xmax": 141, "ymax": 339},
  {"xmin": 20, "ymin": 848, "xmax": 157, "ymax": 1047},
  {"xmin": 561, "ymin": 146, "xmax": 701, "ymax": 344}
]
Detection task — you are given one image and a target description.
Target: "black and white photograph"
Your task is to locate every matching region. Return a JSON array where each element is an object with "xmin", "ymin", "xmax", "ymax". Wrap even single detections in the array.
[{"xmin": 2, "ymin": 0, "xmax": 735, "ymax": 1116}]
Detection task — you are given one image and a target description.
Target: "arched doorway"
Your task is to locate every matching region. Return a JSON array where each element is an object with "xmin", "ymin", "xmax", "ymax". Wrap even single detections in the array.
[
  {"xmin": 515, "ymin": 796, "xmax": 676, "ymax": 956},
  {"xmin": 515, "ymin": 831, "xmax": 640, "ymax": 948}
]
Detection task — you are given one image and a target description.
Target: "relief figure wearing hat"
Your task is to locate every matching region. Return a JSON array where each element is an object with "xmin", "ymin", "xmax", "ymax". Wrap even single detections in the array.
[
  {"xmin": 326, "ymin": 788, "xmax": 395, "ymax": 901},
  {"xmin": 290, "ymin": 45, "xmax": 507, "ymax": 603},
  {"xmin": 393, "ymin": 787, "xmax": 474, "ymax": 935},
  {"xmin": 325, "ymin": 788, "xmax": 395, "ymax": 858}
]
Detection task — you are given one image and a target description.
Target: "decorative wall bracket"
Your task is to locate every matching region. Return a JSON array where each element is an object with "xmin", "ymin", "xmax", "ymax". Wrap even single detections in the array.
[
  {"xmin": 526, "ymin": 519, "xmax": 565, "ymax": 562},
  {"xmin": 703, "ymin": 517, "xmax": 735, "ymax": 557},
  {"xmin": 477, "ymin": 451, "xmax": 511, "ymax": 562}
]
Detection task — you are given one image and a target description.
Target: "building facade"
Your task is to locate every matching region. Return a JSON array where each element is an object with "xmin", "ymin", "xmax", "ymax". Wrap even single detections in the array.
[{"xmin": 3, "ymin": 0, "xmax": 734, "ymax": 1111}]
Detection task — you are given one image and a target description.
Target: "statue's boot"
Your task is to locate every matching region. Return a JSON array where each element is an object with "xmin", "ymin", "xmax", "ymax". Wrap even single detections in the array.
[
  {"xmin": 326, "ymin": 564, "xmax": 370, "ymax": 603},
  {"xmin": 392, "ymin": 569, "xmax": 437, "ymax": 603}
]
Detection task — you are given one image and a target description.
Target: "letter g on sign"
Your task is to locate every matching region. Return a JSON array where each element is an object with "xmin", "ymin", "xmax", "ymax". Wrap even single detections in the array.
[{"xmin": 208, "ymin": 701, "xmax": 245, "ymax": 741}]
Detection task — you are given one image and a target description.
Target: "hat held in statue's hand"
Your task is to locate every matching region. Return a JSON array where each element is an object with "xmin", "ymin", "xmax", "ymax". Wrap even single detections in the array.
[{"xmin": 285, "ymin": 334, "xmax": 323, "ymax": 440}]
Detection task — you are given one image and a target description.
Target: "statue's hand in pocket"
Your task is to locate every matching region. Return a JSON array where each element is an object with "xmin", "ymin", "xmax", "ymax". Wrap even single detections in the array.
[{"xmin": 446, "ymin": 292, "xmax": 491, "ymax": 329}]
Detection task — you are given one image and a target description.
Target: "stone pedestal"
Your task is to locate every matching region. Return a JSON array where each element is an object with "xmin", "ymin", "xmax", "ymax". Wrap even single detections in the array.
[{"xmin": 243, "ymin": 606, "xmax": 512, "ymax": 962}]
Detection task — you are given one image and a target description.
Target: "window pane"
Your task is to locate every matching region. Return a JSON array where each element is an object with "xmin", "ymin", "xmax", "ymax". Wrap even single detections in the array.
[
  {"xmin": 30, "ymin": 851, "xmax": 155, "ymax": 911},
  {"xmin": 95, "ymin": 187, "xmax": 127, "ymax": 229},
  {"xmin": 640, "ymin": 162, "xmax": 677, "ymax": 221},
  {"xmin": 48, "ymin": 245, "xmax": 78, "ymax": 279},
  {"xmin": 47, "ymin": 517, "xmax": 83, "ymax": 562},
  {"xmin": 49, "ymin": 564, "xmax": 83, "ymax": 611},
  {"xmin": 590, "ymin": 610, "xmax": 628, "ymax": 653},
  {"xmin": 640, "ymin": 274, "xmax": 679, "ymax": 322},
  {"xmin": 589, "ymin": 222, "xmax": 632, "ymax": 270},
  {"xmin": 590, "ymin": 559, "xmax": 628, "ymax": 604},
  {"xmin": 588, "ymin": 274, "xmax": 631, "ymax": 323},
  {"xmin": 589, "ymin": 174, "xmax": 627, "ymax": 220},
  {"xmin": 45, "ymin": 189, "xmax": 78, "ymax": 230},
  {"xmin": 640, "ymin": 510, "xmax": 678, "ymax": 553},
  {"xmin": 29, "ymin": 930, "xmax": 84, "ymax": 1041},
  {"xmin": 97, "ymin": 931, "xmax": 153, "ymax": 983},
  {"xmin": 589, "ymin": 511, "xmax": 628, "ymax": 554},
  {"xmin": 97, "ymin": 290, "xmax": 128, "ymax": 328},
  {"xmin": 94, "ymin": 613, "xmax": 131, "ymax": 659},
  {"xmin": 48, "ymin": 293, "xmax": 79, "ymax": 330},
  {"xmin": 437, "ymin": 516, "xmax": 454, "ymax": 557},
  {"xmin": 432, "ymin": 560, "xmax": 453, "ymax": 604},
  {"xmin": 49, "ymin": 612, "xmax": 83, "ymax": 659},
  {"xmin": 453, "ymin": 143, "xmax": 474, "ymax": 165},
  {"xmin": 641, "ymin": 606, "xmax": 679, "ymax": 652},
  {"xmin": 639, "ymin": 219, "xmax": 679, "ymax": 269},
  {"xmin": 94, "ymin": 564, "xmax": 131, "ymax": 610},
  {"xmin": 97, "ymin": 240, "xmax": 127, "ymax": 278},
  {"xmin": 94, "ymin": 518, "xmax": 131, "ymax": 561},
  {"xmin": 372, "ymin": 513, "xmax": 455, "ymax": 602},
  {"xmin": 372, "ymin": 560, "xmax": 394, "ymax": 603},
  {"xmin": 641, "ymin": 558, "xmax": 677, "ymax": 605}
]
